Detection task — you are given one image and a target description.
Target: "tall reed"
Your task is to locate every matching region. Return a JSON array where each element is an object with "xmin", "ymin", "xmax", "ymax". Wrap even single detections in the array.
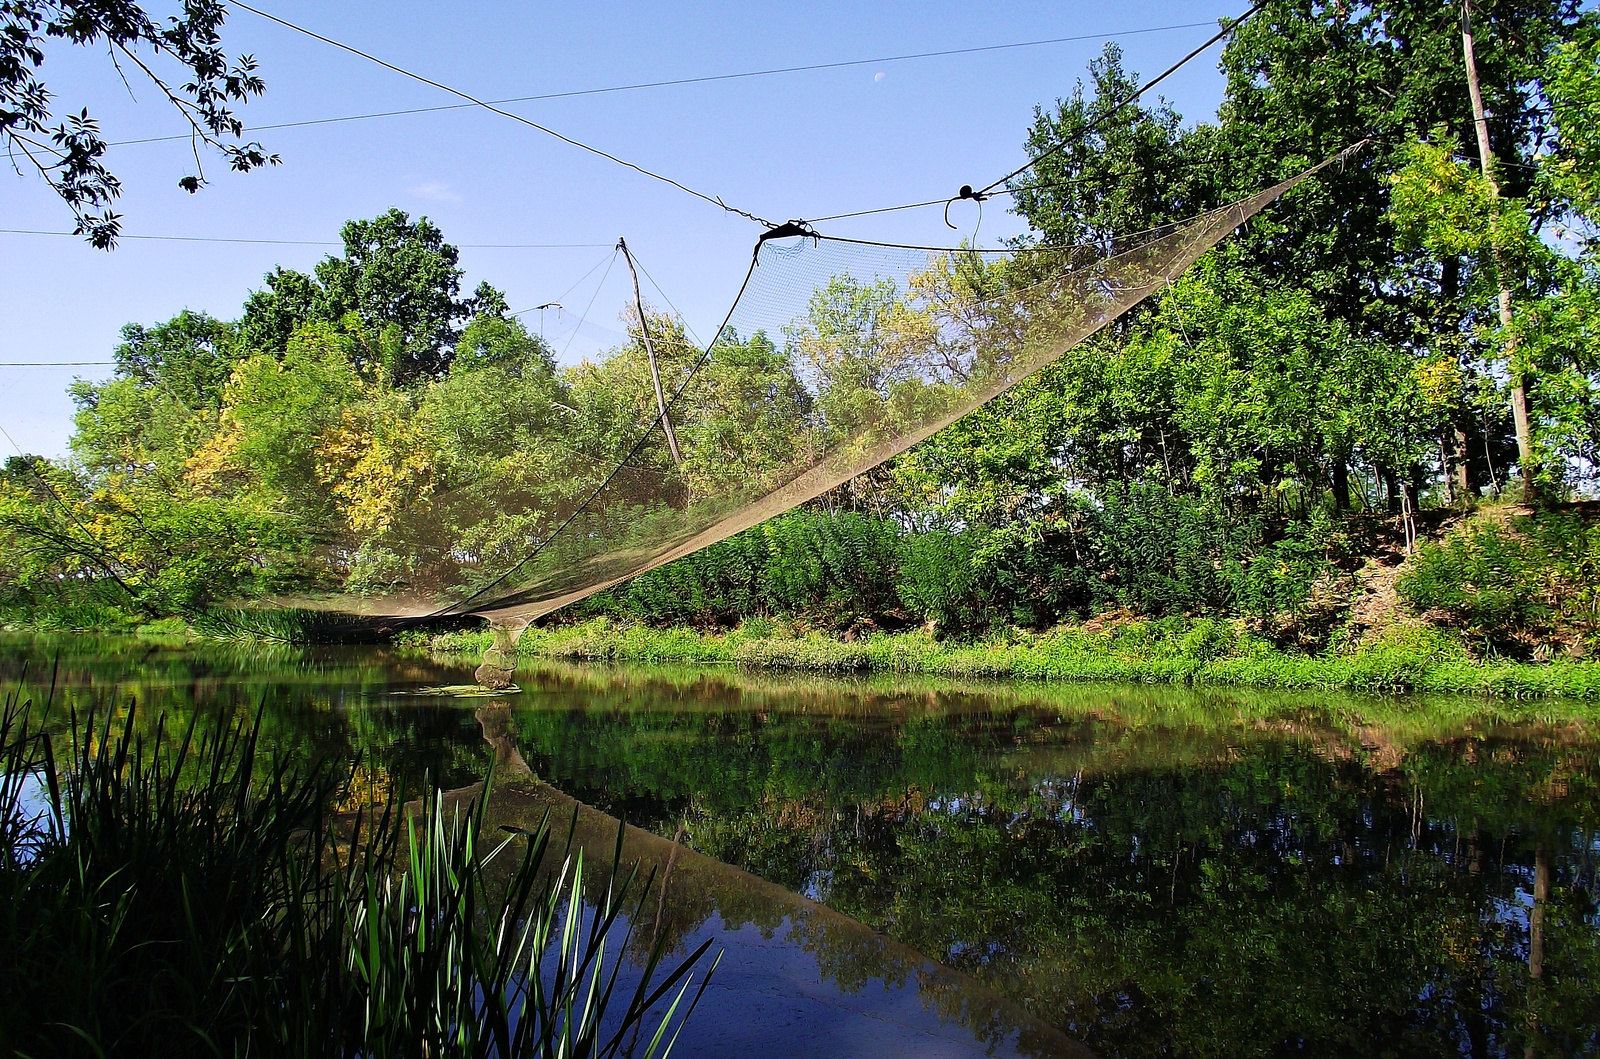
[{"xmin": 0, "ymin": 687, "xmax": 715, "ymax": 1058}]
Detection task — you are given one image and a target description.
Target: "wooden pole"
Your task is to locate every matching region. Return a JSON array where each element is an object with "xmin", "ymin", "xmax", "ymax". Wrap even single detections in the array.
[
  {"xmin": 1462, "ymin": 0, "xmax": 1537, "ymax": 500},
  {"xmin": 617, "ymin": 237, "xmax": 683, "ymax": 464}
]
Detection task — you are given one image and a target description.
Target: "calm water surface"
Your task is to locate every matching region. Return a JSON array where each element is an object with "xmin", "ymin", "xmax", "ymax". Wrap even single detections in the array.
[{"xmin": 3, "ymin": 633, "xmax": 1598, "ymax": 1058}]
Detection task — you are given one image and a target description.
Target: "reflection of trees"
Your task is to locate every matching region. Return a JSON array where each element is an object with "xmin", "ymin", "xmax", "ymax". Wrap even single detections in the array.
[
  {"xmin": 490, "ymin": 665, "xmax": 1600, "ymax": 1058},
  {"xmin": 464, "ymin": 768, "xmax": 1089, "ymax": 1059},
  {"xmin": 9, "ymin": 640, "xmax": 1600, "ymax": 1056},
  {"xmin": 1, "ymin": 636, "xmax": 498, "ymax": 796}
]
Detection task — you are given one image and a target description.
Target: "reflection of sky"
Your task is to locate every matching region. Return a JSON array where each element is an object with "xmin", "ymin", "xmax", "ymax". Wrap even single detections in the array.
[
  {"xmin": 662, "ymin": 919, "xmax": 1055, "ymax": 1059},
  {"xmin": 1487, "ymin": 895, "xmax": 1531, "ymax": 934},
  {"xmin": 525, "ymin": 902, "xmax": 1053, "ymax": 1058},
  {"xmin": 4, "ymin": 771, "xmax": 57, "ymax": 863}
]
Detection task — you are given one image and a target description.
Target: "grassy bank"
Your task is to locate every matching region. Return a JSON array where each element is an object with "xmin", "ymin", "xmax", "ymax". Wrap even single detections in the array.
[{"xmin": 405, "ymin": 617, "xmax": 1600, "ymax": 699}]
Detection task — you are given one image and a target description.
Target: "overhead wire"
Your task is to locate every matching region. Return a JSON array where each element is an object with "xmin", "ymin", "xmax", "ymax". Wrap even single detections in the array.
[
  {"xmin": 558, "ymin": 249, "xmax": 620, "ymax": 361},
  {"xmin": 812, "ymin": 138, "xmax": 1369, "ymax": 254},
  {"xmin": 630, "ymin": 249, "xmax": 702, "ymax": 346},
  {"xmin": 37, "ymin": 8, "xmax": 1267, "ymax": 248},
  {"xmin": 17, "ymin": 5, "xmax": 1291, "ymax": 627},
  {"xmin": 806, "ymin": 198, "xmax": 952, "ymax": 224},
  {"xmin": 806, "ymin": 161, "xmax": 1217, "ymax": 233},
  {"xmin": 803, "ymin": 5, "xmax": 1265, "ymax": 228},
  {"xmin": 108, "ymin": 19, "xmax": 1221, "ymax": 150},
  {"xmin": 509, "ymin": 248, "xmax": 617, "ymax": 319},
  {"xmin": 231, "ymin": 1, "xmax": 776, "ymax": 227},
  {"xmin": 0, "ymin": 228, "xmax": 608, "ymax": 248},
  {"xmin": 805, "ymin": 172, "xmax": 1129, "ymax": 225},
  {"xmin": 972, "ymin": 3, "xmax": 1263, "ymax": 198}
]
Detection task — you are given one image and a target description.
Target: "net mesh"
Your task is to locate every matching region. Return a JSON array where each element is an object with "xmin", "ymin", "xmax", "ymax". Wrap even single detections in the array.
[{"xmin": 263, "ymin": 156, "xmax": 1346, "ymax": 628}]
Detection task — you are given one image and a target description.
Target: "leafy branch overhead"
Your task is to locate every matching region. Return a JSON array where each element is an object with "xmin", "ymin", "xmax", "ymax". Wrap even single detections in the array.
[{"xmin": 0, "ymin": 0, "xmax": 277, "ymax": 248}]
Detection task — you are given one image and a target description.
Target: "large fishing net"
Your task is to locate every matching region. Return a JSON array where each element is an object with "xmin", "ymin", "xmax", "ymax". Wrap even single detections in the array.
[{"xmin": 266, "ymin": 152, "xmax": 1352, "ymax": 640}]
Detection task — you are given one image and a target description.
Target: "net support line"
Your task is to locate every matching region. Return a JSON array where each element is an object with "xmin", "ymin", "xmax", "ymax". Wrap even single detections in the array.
[
  {"xmin": 462, "ymin": 145, "xmax": 1362, "ymax": 634},
  {"xmin": 402, "ymin": 252, "xmax": 766, "ymax": 624}
]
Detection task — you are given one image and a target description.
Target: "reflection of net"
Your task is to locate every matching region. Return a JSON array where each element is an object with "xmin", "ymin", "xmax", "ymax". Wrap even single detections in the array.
[{"xmin": 272, "ymin": 159, "xmax": 1339, "ymax": 624}]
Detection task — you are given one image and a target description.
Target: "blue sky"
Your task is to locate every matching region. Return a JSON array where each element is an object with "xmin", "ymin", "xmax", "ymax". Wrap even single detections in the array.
[{"xmin": 0, "ymin": 1, "xmax": 1248, "ymax": 456}]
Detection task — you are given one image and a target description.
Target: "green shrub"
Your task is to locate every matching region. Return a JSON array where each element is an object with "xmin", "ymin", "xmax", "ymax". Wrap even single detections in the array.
[
  {"xmin": 583, "ymin": 509, "xmax": 902, "ymax": 629},
  {"xmin": 762, "ymin": 510, "xmax": 900, "ymax": 622},
  {"xmin": 895, "ymin": 529, "xmax": 979, "ymax": 633},
  {"xmin": 1180, "ymin": 617, "xmax": 1238, "ymax": 662},
  {"xmin": 1397, "ymin": 511, "xmax": 1600, "ymax": 656},
  {"xmin": 1238, "ymin": 528, "xmax": 1334, "ymax": 622},
  {"xmin": 1096, "ymin": 482, "xmax": 1257, "ymax": 616}
]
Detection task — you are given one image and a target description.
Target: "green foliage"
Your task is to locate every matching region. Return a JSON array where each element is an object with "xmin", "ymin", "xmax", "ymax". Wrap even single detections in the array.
[
  {"xmin": 314, "ymin": 210, "xmax": 476, "ymax": 385},
  {"xmin": 1010, "ymin": 42, "xmax": 1207, "ymax": 249},
  {"xmin": 1096, "ymin": 482, "xmax": 1253, "ymax": 615},
  {"xmin": 235, "ymin": 210, "xmax": 487, "ymax": 387},
  {"xmin": 1546, "ymin": 25, "xmax": 1600, "ymax": 236},
  {"xmin": 416, "ymin": 615, "xmax": 1600, "ymax": 699},
  {"xmin": 239, "ymin": 266, "xmax": 323, "ymax": 353},
  {"xmin": 761, "ymin": 510, "xmax": 901, "ymax": 621},
  {"xmin": 1397, "ymin": 509, "xmax": 1600, "ymax": 656},
  {"xmin": 585, "ymin": 510, "xmax": 903, "ymax": 630},
  {"xmin": 11, "ymin": 0, "xmax": 1600, "ymax": 648},
  {"xmin": 111, "ymin": 310, "xmax": 242, "ymax": 408},
  {"xmin": 895, "ymin": 529, "xmax": 979, "ymax": 632},
  {"xmin": 1178, "ymin": 617, "xmax": 1237, "ymax": 662}
]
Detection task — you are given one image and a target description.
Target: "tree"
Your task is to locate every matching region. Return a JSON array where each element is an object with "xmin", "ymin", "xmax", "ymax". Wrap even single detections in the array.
[
  {"xmin": 315, "ymin": 209, "xmax": 475, "ymax": 385},
  {"xmin": 1010, "ymin": 43, "xmax": 1215, "ymax": 252},
  {"xmin": 191, "ymin": 320, "xmax": 364, "ymax": 513},
  {"xmin": 451, "ymin": 306, "xmax": 553, "ymax": 376},
  {"xmin": 787, "ymin": 273, "xmax": 955, "ymax": 448},
  {"xmin": 1545, "ymin": 25, "xmax": 1600, "ymax": 235},
  {"xmin": 1461, "ymin": 0, "xmax": 1539, "ymax": 498},
  {"xmin": 234, "ymin": 210, "xmax": 485, "ymax": 386},
  {"xmin": 110, "ymin": 310, "xmax": 240, "ymax": 408},
  {"xmin": 1003, "ymin": 1, "xmax": 1592, "ymax": 513},
  {"xmin": 676, "ymin": 327, "xmax": 812, "ymax": 501},
  {"xmin": 1, "ymin": 0, "xmax": 276, "ymax": 248},
  {"xmin": 238, "ymin": 266, "xmax": 321, "ymax": 354}
]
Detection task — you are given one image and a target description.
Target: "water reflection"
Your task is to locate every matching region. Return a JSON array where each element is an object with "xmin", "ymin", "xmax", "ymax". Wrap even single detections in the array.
[
  {"xmin": 460, "ymin": 703, "xmax": 1087, "ymax": 1058},
  {"xmin": 490, "ymin": 667, "xmax": 1600, "ymax": 1059},
  {"xmin": 476, "ymin": 702, "xmax": 533, "ymax": 781},
  {"xmin": 3, "ymin": 634, "xmax": 1598, "ymax": 1057}
]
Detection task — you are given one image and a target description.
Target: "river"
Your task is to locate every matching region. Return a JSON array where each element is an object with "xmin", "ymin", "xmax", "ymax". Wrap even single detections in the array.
[{"xmin": 2, "ymin": 632, "xmax": 1596, "ymax": 1058}]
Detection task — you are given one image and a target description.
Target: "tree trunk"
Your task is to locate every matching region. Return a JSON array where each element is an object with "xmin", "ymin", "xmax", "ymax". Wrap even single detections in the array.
[
  {"xmin": 1439, "ymin": 255, "xmax": 1474, "ymax": 506},
  {"xmin": 1525, "ymin": 842, "xmax": 1550, "ymax": 1059},
  {"xmin": 1452, "ymin": 421, "xmax": 1474, "ymax": 503},
  {"xmin": 1332, "ymin": 458, "xmax": 1351, "ymax": 512},
  {"xmin": 1462, "ymin": 0, "xmax": 1538, "ymax": 500}
]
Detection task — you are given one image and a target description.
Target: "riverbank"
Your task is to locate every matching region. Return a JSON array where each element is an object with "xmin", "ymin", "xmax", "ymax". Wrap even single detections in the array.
[{"xmin": 402, "ymin": 617, "xmax": 1600, "ymax": 699}]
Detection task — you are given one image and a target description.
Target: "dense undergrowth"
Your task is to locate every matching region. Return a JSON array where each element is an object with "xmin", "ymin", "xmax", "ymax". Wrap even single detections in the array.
[
  {"xmin": 565, "ymin": 503, "xmax": 1600, "ymax": 657},
  {"xmin": 394, "ymin": 501, "xmax": 1600, "ymax": 699},
  {"xmin": 11, "ymin": 502, "xmax": 1600, "ymax": 698},
  {"xmin": 0, "ymin": 695, "xmax": 712, "ymax": 1058}
]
